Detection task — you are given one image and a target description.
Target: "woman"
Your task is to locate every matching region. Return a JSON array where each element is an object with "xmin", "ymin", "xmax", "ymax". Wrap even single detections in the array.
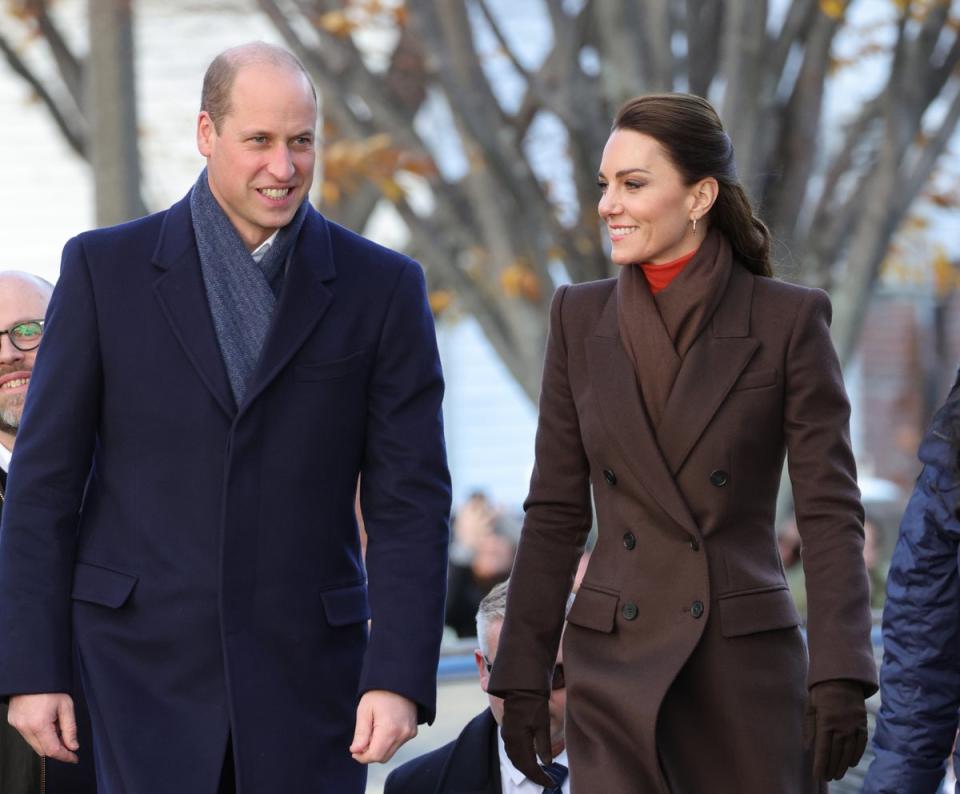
[{"xmin": 487, "ymin": 94, "xmax": 878, "ymax": 793}]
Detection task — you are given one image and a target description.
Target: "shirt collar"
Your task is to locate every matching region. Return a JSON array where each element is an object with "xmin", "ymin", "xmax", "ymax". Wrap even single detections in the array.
[
  {"xmin": 251, "ymin": 230, "xmax": 279, "ymax": 263},
  {"xmin": 497, "ymin": 728, "xmax": 569, "ymax": 789},
  {"xmin": 0, "ymin": 441, "xmax": 11, "ymax": 473}
]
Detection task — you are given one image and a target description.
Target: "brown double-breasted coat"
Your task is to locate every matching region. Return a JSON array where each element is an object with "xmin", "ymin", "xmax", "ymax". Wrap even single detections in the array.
[{"xmin": 488, "ymin": 263, "xmax": 878, "ymax": 793}]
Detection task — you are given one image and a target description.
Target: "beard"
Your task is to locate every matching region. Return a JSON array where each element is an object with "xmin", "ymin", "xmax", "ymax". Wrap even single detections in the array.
[
  {"xmin": 0, "ymin": 395, "xmax": 24, "ymax": 435},
  {"xmin": 0, "ymin": 374, "xmax": 27, "ymax": 435}
]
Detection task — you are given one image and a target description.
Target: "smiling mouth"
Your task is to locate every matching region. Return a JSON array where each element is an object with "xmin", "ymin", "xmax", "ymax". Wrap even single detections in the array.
[
  {"xmin": 0, "ymin": 377, "xmax": 29, "ymax": 390},
  {"xmin": 608, "ymin": 226, "xmax": 638, "ymax": 238},
  {"xmin": 258, "ymin": 188, "xmax": 292, "ymax": 200}
]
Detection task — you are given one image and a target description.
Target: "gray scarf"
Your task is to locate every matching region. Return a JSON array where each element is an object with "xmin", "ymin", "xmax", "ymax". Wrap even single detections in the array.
[{"xmin": 190, "ymin": 168, "xmax": 308, "ymax": 405}]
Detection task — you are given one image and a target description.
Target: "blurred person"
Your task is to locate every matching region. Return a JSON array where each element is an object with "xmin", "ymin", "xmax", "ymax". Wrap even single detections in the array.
[
  {"xmin": 0, "ymin": 272, "xmax": 97, "ymax": 794},
  {"xmin": 0, "ymin": 42, "xmax": 450, "ymax": 794},
  {"xmin": 445, "ymin": 491, "xmax": 517, "ymax": 638},
  {"xmin": 385, "ymin": 580, "xmax": 571, "ymax": 794},
  {"xmin": 487, "ymin": 93, "xmax": 876, "ymax": 793},
  {"xmin": 863, "ymin": 375, "xmax": 960, "ymax": 792}
]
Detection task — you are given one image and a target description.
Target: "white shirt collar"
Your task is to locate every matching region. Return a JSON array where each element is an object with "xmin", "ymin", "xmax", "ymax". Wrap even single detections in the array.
[
  {"xmin": 497, "ymin": 728, "xmax": 570, "ymax": 793},
  {"xmin": 251, "ymin": 231, "xmax": 279, "ymax": 263},
  {"xmin": 0, "ymin": 442, "xmax": 11, "ymax": 473}
]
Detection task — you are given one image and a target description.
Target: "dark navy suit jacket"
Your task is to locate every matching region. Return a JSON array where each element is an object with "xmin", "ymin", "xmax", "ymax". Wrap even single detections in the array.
[
  {"xmin": 0, "ymin": 193, "xmax": 451, "ymax": 794},
  {"xmin": 385, "ymin": 709, "xmax": 502, "ymax": 794}
]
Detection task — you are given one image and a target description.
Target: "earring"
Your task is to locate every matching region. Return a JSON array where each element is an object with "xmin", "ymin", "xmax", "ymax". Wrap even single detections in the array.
[{"xmin": 692, "ymin": 217, "xmax": 698, "ymax": 234}]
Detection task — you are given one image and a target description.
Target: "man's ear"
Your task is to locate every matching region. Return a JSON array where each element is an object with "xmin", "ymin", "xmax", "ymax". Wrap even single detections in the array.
[
  {"xmin": 474, "ymin": 649, "xmax": 489, "ymax": 691},
  {"xmin": 197, "ymin": 111, "xmax": 216, "ymax": 157}
]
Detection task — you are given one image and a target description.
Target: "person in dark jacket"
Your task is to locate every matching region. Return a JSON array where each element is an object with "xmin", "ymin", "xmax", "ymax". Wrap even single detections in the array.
[
  {"xmin": 0, "ymin": 43, "xmax": 450, "ymax": 794},
  {"xmin": 863, "ymin": 374, "xmax": 960, "ymax": 793},
  {"xmin": 386, "ymin": 580, "xmax": 570, "ymax": 794},
  {"xmin": 0, "ymin": 271, "xmax": 97, "ymax": 793}
]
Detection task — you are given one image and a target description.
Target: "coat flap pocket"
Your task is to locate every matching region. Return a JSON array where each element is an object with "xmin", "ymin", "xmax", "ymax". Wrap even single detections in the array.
[
  {"xmin": 717, "ymin": 586, "xmax": 800, "ymax": 638},
  {"xmin": 320, "ymin": 583, "xmax": 371, "ymax": 627},
  {"xmin": 565, "ymin": 585, "xmax": 619, "ymax": 634},
  {"xmin": 72, "ymin": 562, "xmax": 138, "ymax": 608},
  {"xmin": 295, "ymin": 349, "xmax": 369, "ymax": 382},
  {"xmin": 733, "ymin": 367, "xmax": 777, "ymax": 391}
]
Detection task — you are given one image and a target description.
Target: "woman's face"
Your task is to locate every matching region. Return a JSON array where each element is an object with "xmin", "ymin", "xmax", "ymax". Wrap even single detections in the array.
[{"xmin": 597, "ymin": 129, "xmax": 702, "ymax": 266}]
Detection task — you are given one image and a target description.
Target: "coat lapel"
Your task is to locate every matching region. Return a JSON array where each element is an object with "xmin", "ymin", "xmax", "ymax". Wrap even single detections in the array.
[
  {"xmin": 152, "ymin": 194, "xmax": 235, "ymax": 418},
  {"xmin": 657, "ymin": 266, "xmax": 759, "ymax": 475},
  {"xmin": 586, "ymin": 290, "xmax": 699, "ymax": 538},
  {"xmin": 437, "ymin": 709, "xmax": 502, "ymax": 794},
  {"xmin": 239, "ymin": 207, "xmax": 335, "ymax": 412}
]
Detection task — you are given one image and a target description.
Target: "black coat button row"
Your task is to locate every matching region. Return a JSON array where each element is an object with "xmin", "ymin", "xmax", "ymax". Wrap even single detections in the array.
[
  {"xmin": 709, "ymin": 470, "xmax": 729, "ymax": 487},
  {"xmin": 690, "ymin": 600, "xmax": 705, "ymax": 619},
  {"xmin": 621, "ymin": 602, "xmax": 639, "ymax": 620},
  {"xmin": 623, "ymin": 532, "xmax": 636, "ymax": 550},
  {"xmin": 603, "ymin": 469, "xmax": 617, "ymax": 486}
]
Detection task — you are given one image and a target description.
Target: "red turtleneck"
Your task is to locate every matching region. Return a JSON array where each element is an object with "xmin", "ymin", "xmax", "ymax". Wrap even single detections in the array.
[{"xmin": 640, "ymin": 247, "xmax": 698, "ymax": 294}]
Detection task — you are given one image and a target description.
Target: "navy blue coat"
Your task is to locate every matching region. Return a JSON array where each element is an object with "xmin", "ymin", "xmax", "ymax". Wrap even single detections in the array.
[
  {"xmin": 0, "ymin": 193, "xmax": 451, "ymax": 793},
  {"xmin": 384, "ymin": 708, "xmax": 502, "ymax": 794},
  {"xmin": 863, "ymin": 374, "xmax": 960, "ymax": 793}
]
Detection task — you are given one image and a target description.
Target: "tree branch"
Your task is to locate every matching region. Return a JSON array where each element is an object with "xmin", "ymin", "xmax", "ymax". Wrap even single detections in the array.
[{"xmin": 0, "ymin": 29, "xmax": 86, "ymax": 157}]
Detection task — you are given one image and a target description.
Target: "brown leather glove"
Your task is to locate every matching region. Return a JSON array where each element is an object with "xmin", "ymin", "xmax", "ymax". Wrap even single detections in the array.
[
  {"xmin": 804, "ymin": 679, "xmax": 868, "ymax": 781},
  {"xmin": 500, "ymin": 690, "xmax": 555, "ymax": 786}
]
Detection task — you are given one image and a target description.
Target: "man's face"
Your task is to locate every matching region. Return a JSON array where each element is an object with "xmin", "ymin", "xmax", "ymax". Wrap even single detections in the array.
[
  {"xmin": 0, "ymin": 278, "xmax": 49, "ymax": 438},
  {"xmin": 196, "ymin": 63, "xmax": 317, "ymax": 250},
  {"xmin": 477, "ymin": 619, "xmax": 567, "ymax": 756}
]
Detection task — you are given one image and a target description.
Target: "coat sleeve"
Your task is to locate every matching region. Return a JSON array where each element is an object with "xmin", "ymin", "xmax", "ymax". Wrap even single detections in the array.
[
  {"xmin": 0, "ymin": 237, "xmax": 103, "ymax": 697},
  {"xmin": 357, "ymin": 259, "xmax": 452, "ymax": 724},
  {"xmin": 487, "ymin": 285, "xmax": 592, "ymax": 696},
  {"xmin": 863, "ymin": 385, "xmax": 960, "ymax": 793},
  {"xmin": 782, "ymin": 288, "xmax": 877, "ymax": 692}
]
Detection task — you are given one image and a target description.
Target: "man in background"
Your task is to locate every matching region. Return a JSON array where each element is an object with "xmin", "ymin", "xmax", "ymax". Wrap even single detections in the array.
[
  {"xmin": 0, "ymin": 271, "xmax": 96, "ymax": 793},
  {"xmin": 386, "ymin": 580, "xmax": 570, "ymax": 794}
]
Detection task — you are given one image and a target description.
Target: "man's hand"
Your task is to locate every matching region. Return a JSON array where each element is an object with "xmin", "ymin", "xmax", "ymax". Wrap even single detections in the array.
[
  {"xmin": 7, "ymin": 692, "xmax": 79, "ymax": 763},
  {"xmin": 349, "ymin": 690, "xmax": 417, "ymax": 764},
  {"xmin": 500, "ymin": 690, "xmax": 555, "ymax": 786},
  {"xmin": 804, "ymin": 679, "xmax": 868, "ymax": 781}
]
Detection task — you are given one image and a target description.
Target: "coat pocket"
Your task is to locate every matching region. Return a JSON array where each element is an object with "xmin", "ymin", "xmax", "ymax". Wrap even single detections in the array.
[
  {"xmin": 71, "ymin": 561, "xmax": 138, "ymax": 608},
  {"xmin": 731, "ymin": 367, "xmax": 777, "ymax": 391},
  {"xmin": 717, "ymin": 586, "xmax": 800, "ymax": 638},
  {"xmin": 295, "ymin": 349, "xmax": 370, "ymax": 382},
  {"xmin": 565, "ymin": 584, "xmax": 619, "ymax": 633},
  {"xmin": 320, "ymin": 583, "xmax": 371, "ymax": 627}
]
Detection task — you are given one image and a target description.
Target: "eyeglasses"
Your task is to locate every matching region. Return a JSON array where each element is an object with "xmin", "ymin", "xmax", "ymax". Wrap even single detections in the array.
[
  {"xmin": 0, "ymin": 320, "xmax": 45, "ymax": 352},
  {"xmin": 484, "ymin": 656, "xmax": 565, "ymax": 690}
]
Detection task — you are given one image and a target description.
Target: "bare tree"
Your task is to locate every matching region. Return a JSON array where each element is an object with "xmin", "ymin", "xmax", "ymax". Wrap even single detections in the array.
[
  {"xmin": 5, "ymin": 0, "xmax": 958, "ymax": 399},
  {"xmin": 252, "ymin": 0, "xmax": 960, "ymax": 400},
  {"xmin": 1, "ymin": 0, "xmax": 146, "ymax": 224}
]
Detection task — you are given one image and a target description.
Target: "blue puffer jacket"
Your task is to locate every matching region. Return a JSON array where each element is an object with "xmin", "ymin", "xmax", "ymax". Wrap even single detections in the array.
[{"xmin": 863, "ymin": 376, "xmax": 960, "ymax": 794}]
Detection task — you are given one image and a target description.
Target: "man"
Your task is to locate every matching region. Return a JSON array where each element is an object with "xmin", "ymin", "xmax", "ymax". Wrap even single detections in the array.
[
  {"xmin": 385, "ymin": 580, "xmax": 570, "ymax": 794},
  {"xmin": 0, "ymin": 42, "xmax": 450, "ymax": 794},
  {"xmin": 0, "ymin": 272, "xmax": 98, "ymax": 794},
  {"xmin": 863, "ymin": 374, "xmax": 960, "ymax": 793}
]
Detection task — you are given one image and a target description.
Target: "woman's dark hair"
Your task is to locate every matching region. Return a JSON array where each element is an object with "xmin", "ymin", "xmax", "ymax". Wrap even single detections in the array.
[{"xmin": 613, "ymin": 93, "xmax": 772, "ymax": 277}]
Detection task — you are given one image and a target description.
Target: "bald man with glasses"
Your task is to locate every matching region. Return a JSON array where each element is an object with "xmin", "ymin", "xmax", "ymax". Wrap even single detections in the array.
[{"xmin": 0, "ymin": 271, "xmax": 96, "ymax": 793}]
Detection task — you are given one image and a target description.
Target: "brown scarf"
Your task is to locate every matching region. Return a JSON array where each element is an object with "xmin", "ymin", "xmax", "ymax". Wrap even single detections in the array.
[{"xmin": 616, "ymin": 228, "xmax": 733, "ymax": 429}]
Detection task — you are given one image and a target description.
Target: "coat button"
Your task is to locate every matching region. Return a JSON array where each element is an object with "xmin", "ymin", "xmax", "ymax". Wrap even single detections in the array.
[
  {"xmin": 688, "ymin": 537, "xmax": 700, "ymax": 551},
  {"xmin": 621, "ymin": 602, "xmax": 638, "ymax": 620},
  {"xmin": 603, "ymin": 469, "xmax": 617, "ymax": 486},
  {"xmin": 709, "ymin": 470, "xmax": 729, "ymax": 487},
  {"xmin": 690, "ymin": 600, "xmax": 705, "ymax": 619},
  {"xmin": 623, "ymin": 532, "xmax": 636, "ymax": 550}
]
